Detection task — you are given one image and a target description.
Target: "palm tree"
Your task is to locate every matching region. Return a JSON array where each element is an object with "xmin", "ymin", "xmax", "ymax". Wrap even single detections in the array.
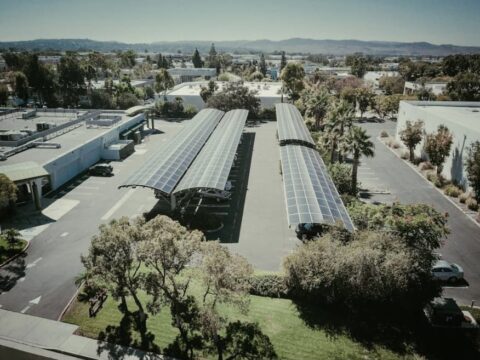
[
  {"xmin": 305, "ymin": 85, "xmax": 330, "ymax": 130},
  {"xmin": 323, "ymin": 99, "xmax": 355, "ymax": 163},
  {"xmin": 342, "ymin": 126, "xmax": 375, "ymax": 195}
]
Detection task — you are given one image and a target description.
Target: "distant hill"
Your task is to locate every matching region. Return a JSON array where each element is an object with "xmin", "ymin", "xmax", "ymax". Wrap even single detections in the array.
[{"xmin": 1, "ymin": 38, "xmax": 480, "ymax": 56}]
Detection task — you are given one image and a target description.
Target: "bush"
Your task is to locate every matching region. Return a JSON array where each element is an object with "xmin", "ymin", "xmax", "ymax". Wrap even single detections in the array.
[
  {"xmin": 392, "ymin": 141, "xmax": 400, "ymax": 149},
  {"xmin": 443, "ymin": 184, "xmax": 463, "ymax": 198},
  {"xmin": 327, "ymin": 163, "xmax": 355, "ymax": 195},
  {"xmin": 256, "ymin": 107, "xmax": 276, "ymax": 120},
  {"xmin": 184, "ymin": 104, "xmax": 198, "ymax": 118},
  {"xmin": 466, "ymin": 198, "xmax": 479, "ymax": 211},
  {"xmin": 419, "ymin": 162, "xmax": 434, "ymax": 171},
  {"xmin": 426, "ymin": 171, "xmax": 437, "ymax": 183},
  {"xmin": 459, "ymin": 192, "xmax": 469, "ymax": 204},
  {"xmin": 401, "ymin": 151, "xmax": 409, "ymax": 160},
  {"xmin": 412, "ymin": 157, "xmax": 422, "ymax": 166},
  {"xmin": 249, "ymin": 274, "xmax": 288, "ymax": 298},
  {"xmin": 380, "ymin": 130, "xmax": 389, "ymax": 138}
]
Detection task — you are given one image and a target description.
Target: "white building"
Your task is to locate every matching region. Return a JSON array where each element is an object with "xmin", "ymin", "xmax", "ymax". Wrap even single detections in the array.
[
  {"xmin": 167, "ymin": 68, "xmax": 217, "ymax": 84},
  {"xmin": 395, "ymin": 101, "xmax": 480, "ymax": 189},
  {"xmin": 165, "ymin": 81, "xmax": 283, "ymax": 110},
  {"xmin": 404, "ymin": 81, "xmax": 448, "ymax": 96},
  {"xmin": 363, "ymin": 71, "xmax": 399, "ymax": 89}
]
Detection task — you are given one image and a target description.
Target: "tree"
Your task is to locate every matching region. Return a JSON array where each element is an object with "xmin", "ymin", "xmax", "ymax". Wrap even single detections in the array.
[
  {"xmin": 280, "ymin": 62, "xmax": 305, "ymax": 101},
  {"xmin": 81, "ymin": 217, "xmax": 148, "ymax": 339},
  {"xmin": 323, "ymin": 99, "xmax": 354, "ymax": 163},
  {"xmin": 400, "ymin": 120, "xmax": 424, "ymax": 162},
  {"xmin": 139, "ymin": 216, "xmax": 204, "ymax": 358},
  {"xmin": 280, "ymin": 51, "xmax": 287, "ymax": 72},
  {"xmin": 374, "ymin": 94, "xmax": 402, "ymax": 119},
  {"xmin": 424, "ymin": 125, "xmax": 453, "ymax": 175},
  {"xmin": 416, "ymin": 87, "xmax": 436, "ymax": 101},
  {"xmin": 466, "ymin": 141, "xmax": 480, "ymax": 201},
  {"xmin": 378, "ymin": 76, "xmax": 405, "ymax": 95},
  {"xmin": 116, "ymin": 92, "xmax": 139, "ymax": 109},
  {"xmin": 206, "ymin": 82, "xmax": 260, "ymax": 116},
  {"xmin": 200, "ymin": 80, "xmax": 218, "ymax": 103},
  {"xmin": 192, "ymin": 48, "xmax": 203, "ymax": 68},
  {"xmin": 446, "ymin": 73, "xmax": 480, "ymax": 101},
  {"xmin": 304, "ymin": 85, "xmax": 330, "ymax": 129},
  {"xmin": 3, "ymin": 228, "xmax": 21, "ymax": 250},
  {"xmin": 157, "ymin": 53, "xmax": 170, "ymax": 69},
  {"xmin": 207, "ymin": 43, "xmax": 220, "ymax": 74},
  {"xmin": 341, "ymin": 126, "xmax": 375, "ymax": 195},
  {"xmin": 284, "ymin": 229, "xmax": 439, "ymax": 308},
  {"xmin": 144, "ymin": 85, "xmax": 155, "ymax": 100},
  {"xmin": 0, "ymin": 84, "xmax": 8, "ymax": 105},
  {"xmin": 58, "ymin": 54, "xmax": 86, "ymax": 107},
  {"xmin": 327, "ymin": 163, "xmax": 354, "ymax": 195},
  {"xmin": 13, "ymin": 71, "xmax": 29, "ymax": 102},
  {"xmin": 355, "ymin": 87, "xmax": 375, "ymax": 118},
  {"xmin": 349, "ymin": 55, "xmax": 367, "ymax": 78},
  {"xmin": 259, "ymin": 53, "xmax": 267, "ymax": 76},
  {"xmin": 155, "ymin": 69, "xmax": 174, "ymax": 100},
  {"xmin": 119, "ymin": 50, "xmax": 136, "ymax": 68},
  {"xmin": 89, "ymin": 90, "xmax": 114, "ymax": 109},
  {"xmin": 0, "ymin": 174, "xmax": 17, "ymax": 211}
]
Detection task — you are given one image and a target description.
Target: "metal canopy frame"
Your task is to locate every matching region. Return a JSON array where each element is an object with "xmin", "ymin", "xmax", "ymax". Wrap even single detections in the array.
[
  {"xmin": 276, "ymin": 103, "xmax": 315, "ymax": 148},
  {"xmin": 173, "ymin": 109, "xmax": 248, "ymax": 195},
  {"xmin": 280, "ymin": 145, "xmax": 354, "ymax": 231},
  {"xmin": 119, "ymin": 108, "xmax": 224, "ymax": 196}
]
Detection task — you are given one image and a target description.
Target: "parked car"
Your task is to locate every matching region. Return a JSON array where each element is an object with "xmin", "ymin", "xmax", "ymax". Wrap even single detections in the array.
[
  {"xmin": 89, "ymin": 163, "xmax": 113, "ymax": 177},
  {"xmin": 295, "ymin": 223, "xmax": 324, "ymax": 240},
  {"xmin": 431, "ymin": 260, "xmax": 464, "ymax": 283},
  {"xmin": 424, "ymin": 297, "xmax": 478, "ymax": 330}
]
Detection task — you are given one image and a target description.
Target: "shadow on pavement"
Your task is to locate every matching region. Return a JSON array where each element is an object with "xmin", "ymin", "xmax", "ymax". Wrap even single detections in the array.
[{"xmin": 0, "ymin": 254, "xmax": 27, "ymax": 293}]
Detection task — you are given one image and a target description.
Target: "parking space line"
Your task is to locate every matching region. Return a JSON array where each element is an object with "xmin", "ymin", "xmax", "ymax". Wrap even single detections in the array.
[{"xmin": 101, "ymin": 189, "xmax": 136, "ymax": 221}]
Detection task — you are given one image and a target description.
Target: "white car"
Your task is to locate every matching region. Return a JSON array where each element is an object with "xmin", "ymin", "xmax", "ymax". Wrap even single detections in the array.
[{"xmin": 431, "ymin": 260, "xmax": 464, "ymax": 283}]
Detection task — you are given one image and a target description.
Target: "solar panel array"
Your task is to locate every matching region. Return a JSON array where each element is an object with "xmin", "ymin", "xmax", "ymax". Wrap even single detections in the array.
[
  {"xmin": 120, "ymin": 108, "xmax": 224, "ymax": 195},
  {"xmin": 276, "ymin": 103, "xmax": 315, "ymax": 147},
  {"xmin": 280, "ymin": 145, "xmax": 354, "ymax": 231},
  {"xmin": 174, "ymin": 109, "xmax": 248, "ymax": 194}
]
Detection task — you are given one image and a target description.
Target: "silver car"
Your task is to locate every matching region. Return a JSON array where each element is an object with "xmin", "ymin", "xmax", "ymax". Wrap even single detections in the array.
[{"xmin": 431, "ymin": 260, "xmax": 464, "ymax": 283}]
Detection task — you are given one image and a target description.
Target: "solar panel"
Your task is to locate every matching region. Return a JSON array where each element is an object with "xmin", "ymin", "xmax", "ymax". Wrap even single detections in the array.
[
  {"xmin": 280, "ymin": 145, "xmax": 354, "ymax": 231},
  {"xmin": 276, "ymin": 103, "xmax": 315, "ymax": 147},
  {"xmin": 174, "ymin": 109, "xmax": 248, "ymax": 193},
  {"xmin": 120, "ymin": 108, "xmax": 224, "ymax": 195}
]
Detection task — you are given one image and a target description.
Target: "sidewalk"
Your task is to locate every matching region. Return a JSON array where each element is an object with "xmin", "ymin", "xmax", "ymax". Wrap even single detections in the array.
[{"xmin": 0, "ymin": 309, "xmax": 171, "ymax": 360}]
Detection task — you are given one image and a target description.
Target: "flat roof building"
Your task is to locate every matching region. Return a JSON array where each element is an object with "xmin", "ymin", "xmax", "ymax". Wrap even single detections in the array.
[{"xmin": 395, "ymin": 101, "xmax": 480, "ymax": 189}]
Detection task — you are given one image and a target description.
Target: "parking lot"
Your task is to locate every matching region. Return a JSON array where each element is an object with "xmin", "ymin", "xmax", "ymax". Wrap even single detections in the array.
[{"xmin": 0, "ymin": 119, "xmax": 298, "ymax": 319}]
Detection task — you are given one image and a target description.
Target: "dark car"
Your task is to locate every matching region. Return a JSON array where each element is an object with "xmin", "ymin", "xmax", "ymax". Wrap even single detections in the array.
[
  {"xmin": 89, "ymin": 163, "xmax": 113, "ymax": 176},
  {"xmin": 295, "ymin": 223, "xmax": 324, "ymax": 240}
]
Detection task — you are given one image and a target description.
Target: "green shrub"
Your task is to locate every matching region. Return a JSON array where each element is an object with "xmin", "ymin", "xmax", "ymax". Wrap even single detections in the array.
[
  {"xmin": 380, "ymin": 130, "xmax": 389, "ymax": 138},
  {"xmin": 426, "ymin": 171, "xmax": 437, "ymax": 183},
  {"xmin": 443, "ymin": 184, "xmax": 463, "ymax": 198},
  {"xmin": 466, "ymin": 198, "xmax": 479, "ymax": 211},
  {"xmin": 249, "ymin": 274, "xmax": 288, "ymax": 298},
  {"xmin": 459, "ymin": 192, "xmax": 469, "ymax": 204},
  {"xmin": 327, "ymin": 163, "xmax": 355, "ymax": 195}
]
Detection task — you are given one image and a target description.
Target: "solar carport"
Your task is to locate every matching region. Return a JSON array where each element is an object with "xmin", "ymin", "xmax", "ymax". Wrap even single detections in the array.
[
  {"xmin": 120, "ymin": 108, "xmax": 248, "ymax": 208},
  {"xmin": 276, "ymin": 103, "xmax": 354, "ymax": 231}
]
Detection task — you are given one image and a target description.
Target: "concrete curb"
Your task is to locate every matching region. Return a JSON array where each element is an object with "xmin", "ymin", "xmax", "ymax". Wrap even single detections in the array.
[
  {"xmin": 57, "ymin": 281, "xmax": 84, "ymax": 322},
  {"xmin": 0, "ymin": 241, "xmax": 30, "ymax": 269},
  {"xmin": 378, "ymin": 137, "xmax": 480, "ymax": 230}
]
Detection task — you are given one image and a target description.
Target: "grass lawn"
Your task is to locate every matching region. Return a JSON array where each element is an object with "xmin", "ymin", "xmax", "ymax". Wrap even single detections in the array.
[
  {"xmin": 0, "ymin": 236, "xmax": 27, "ymax": 264},
  {"xmin": 63, "ymin": 284, "xmax": 419, "ymax": 360}
]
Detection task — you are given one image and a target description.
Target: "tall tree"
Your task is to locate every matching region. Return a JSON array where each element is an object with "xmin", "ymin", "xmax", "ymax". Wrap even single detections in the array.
[
  {"xmin": 259, "ymin": 53, "xmax": 267, "ymax": 76},
  {"xmin": 323, "ymin": 99, "xmax": 355, "ymax": 163},
  {"xmin": 200, "ymin": 80, "xmax": 218, "ymax": 103},
  {"xmin": 355, "ymin": 87, "xmax": 375, "ymax": 118},
  {"xmin": 280, "ymin": 51, "xmax": 287, "ymax": 72},
  {"xmin": 192, "ymin": 48, "xmax": 203, "ymax": 68},
  {"xmin": 466, "ymin": 141, "xmax": 480, "ymax": 201},
  {"xmin": 0, "ymin": 84, "xmax": 8, "ymax": 105},
  {"xmin": 13, "ymin": 71, "xmax": 29, "ymax": 103},
  {"xmin": 155, "ymin": 69, "xmax": 174, "ymax": 100},
  {"xmin": 0, "ymin": 174, "xmax": 17, "ymax": 211},
  {"xmin": 81, "ymin": 217, "xmax": 148, "ymax": 343},
  {"xmin": 400, "ymin": 120, "xmax": 424, "ymax": 162},
  {"xmin": 424, "ymin": 125, "xmax": 453, "ymax": 175},
  {"xmin": 447, "ymin": 72, "xmax": 480, "ymax": 101},
  {"xmin": 206, "ymin": 82, "xmax": 260, "ymax": 116},
  {"xmin": 58, "ymin": 53, "xmax": 86, "ymax": 107},
  {"xmin": 342, "ymin": 126, "xmax": 375, "ymax": 195},
  {"xmin": 280, "ymin": 62, "xmax": 305, "ymax": 101},
  {"xmin": 207, "ymin": 43, "xmax": 220, "ymax": 74},
  {"xmin": 304, "ymin": 85, "xmax": 330, "ymax": 130}
]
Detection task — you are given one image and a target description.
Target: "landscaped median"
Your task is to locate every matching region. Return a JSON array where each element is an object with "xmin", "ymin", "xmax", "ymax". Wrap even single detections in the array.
[{"xmin": 62, "ymin": 274, "xmax": 415, "ymax": 360}]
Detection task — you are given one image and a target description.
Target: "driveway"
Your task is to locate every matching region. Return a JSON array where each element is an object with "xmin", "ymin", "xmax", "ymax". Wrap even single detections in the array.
[{"xmin": 358, "ymin": 119, "xmax": 480, "ymax": 305}]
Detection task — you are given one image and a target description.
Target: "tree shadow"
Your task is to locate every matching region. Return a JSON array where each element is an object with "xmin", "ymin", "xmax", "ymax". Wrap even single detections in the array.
[
  {"xmin": 97, "ymin": 312, "xmax": 160, "ymax": 360},
  {"xmin": 0, "ymin": 254, "xmax": 26, "ymax": 292},
  {"xmin": 292, "ymin": 298, "xmax": 480, "ymax": 359}
]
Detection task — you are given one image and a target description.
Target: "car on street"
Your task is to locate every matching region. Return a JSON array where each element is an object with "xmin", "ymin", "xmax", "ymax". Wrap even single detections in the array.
[
  {"xmin": 88, "ymin": 163, "xmax": 113, "ymax": 177},
  {"xmin": 431, "ymin": 260, "xmax": 464, "ymax": 283},
  {"xmin": 424, "ymin": 297, "xmax": 478, "ymax": 330}
]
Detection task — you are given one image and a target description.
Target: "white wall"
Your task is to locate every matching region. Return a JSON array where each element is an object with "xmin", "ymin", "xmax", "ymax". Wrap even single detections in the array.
[{"xmin": 396, "ymin": 101, "xmax": 480, "ymax": 189}]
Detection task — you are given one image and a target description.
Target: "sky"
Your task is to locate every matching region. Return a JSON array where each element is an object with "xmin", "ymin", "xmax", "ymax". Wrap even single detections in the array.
[{"xmin": 0, "ymin": 0, "xmax": 479, "ymax": 46}]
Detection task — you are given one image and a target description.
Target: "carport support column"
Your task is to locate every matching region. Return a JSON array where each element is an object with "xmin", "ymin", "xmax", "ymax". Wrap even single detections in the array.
[
  {"xmin": 32, "ymin": 178, "xmax": 43, "ymax": 210},
  {"xmin": 170, "ymin": 194, "xmax": 176, "ymax": 211}
]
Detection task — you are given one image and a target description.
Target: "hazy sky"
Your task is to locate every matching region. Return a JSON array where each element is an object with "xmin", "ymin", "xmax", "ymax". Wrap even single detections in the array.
[{"xmin": 0, "ymin": 0, "xmax": 479, "ymax": 46}]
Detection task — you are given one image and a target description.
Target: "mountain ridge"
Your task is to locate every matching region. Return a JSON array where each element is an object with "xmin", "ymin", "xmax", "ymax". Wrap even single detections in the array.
[{"xmin": 1, "ymin": 38, "xmax": 479, "ymax": 56}]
